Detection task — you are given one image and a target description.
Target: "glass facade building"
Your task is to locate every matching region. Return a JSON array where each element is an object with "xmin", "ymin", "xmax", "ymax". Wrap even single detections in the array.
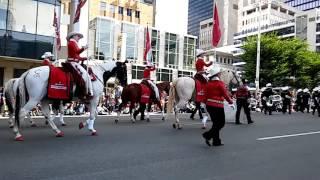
[
  {"xmin": 188, "ymin": 0, "xmax": 213, "ymax": 38},
  {"xmin": 0, "ymin": 0, "xmax": 59, "ymax": 60},
  {"xmin": 284, "ymin": 0, "xmax": 320, "ymax": 11}
]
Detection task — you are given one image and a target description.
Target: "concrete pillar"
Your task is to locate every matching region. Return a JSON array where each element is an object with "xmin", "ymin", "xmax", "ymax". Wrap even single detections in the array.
[
  {"xmin": 114, "ymin": 21, "xmax": 121, "ymax": 59},
  {"xmin": 137, "ymin": 26, "xmax": 145, "ymax": 65},
  {"xmin": 127, "ymin": 62, "xmax": 132, "ymax": 84},
  {"xmin": 121, "ymin": 33, "xmax": 127, "ymax": 62},
  {"xmin": 158, "ymin": 31, "xmax": 166, "ymax": 68}
]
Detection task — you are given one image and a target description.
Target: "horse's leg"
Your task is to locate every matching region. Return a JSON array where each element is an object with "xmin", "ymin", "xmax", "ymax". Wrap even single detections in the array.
[
  {"xmin": 8, "ymin": 112, "xmax": 14, "ymax": 128},
  {"xmin": 173, "ymin": 105, "xmax": 182, "ymax": 129},
  {"xmin": 155, "ymin": 100, "xmax": 165, "ymax": 121},
  {"xmin": 130, "ymin": 102, "xmax": 136, "ymax": 123},
  {"xmin": 41, "ymin": 101, "xmax": 64, "ymax": 137},
  {"xmin": 13, "ymin": 99, "xmax": 39, "ymax": 141},
  {"xmin": 58, "ymin": 101, "xmax": 66, "ymax": 126},
  {"xmin": 85, "ymin": 97, "xmax": 99, "ymax": 136},
  {"xmin": 115, "ymin": 101, "xmax": 125, "ymax": 124}
]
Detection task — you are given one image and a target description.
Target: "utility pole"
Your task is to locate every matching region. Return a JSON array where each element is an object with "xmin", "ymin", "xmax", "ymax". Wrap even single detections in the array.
[{"xmin": 255, "ymin": 0, "xmax": 262, "ymax": 98}]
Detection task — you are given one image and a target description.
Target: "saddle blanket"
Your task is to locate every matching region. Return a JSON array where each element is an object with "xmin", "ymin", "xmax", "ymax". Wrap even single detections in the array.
[
  {"xmin": 140, "ymin": 84, "xmax": 151, "ymax": 103},
  {"xmin": 195, "ymin": 80, "xmax": 206, "ymax": 103},
  {"xmin": 47, "ymin": 66, "xmax": 72, "ymax": 100}
]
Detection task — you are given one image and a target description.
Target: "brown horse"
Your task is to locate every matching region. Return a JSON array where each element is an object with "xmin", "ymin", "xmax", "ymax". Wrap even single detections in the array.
[{"xmin": 115, "ymin": 81, "xmax": 171, "ymax": 123}]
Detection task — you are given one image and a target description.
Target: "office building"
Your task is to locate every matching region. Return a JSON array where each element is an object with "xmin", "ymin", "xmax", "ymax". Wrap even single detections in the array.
[{"xmin": 283, "ymin": 0, "xmax": 320, "ymax": 11}]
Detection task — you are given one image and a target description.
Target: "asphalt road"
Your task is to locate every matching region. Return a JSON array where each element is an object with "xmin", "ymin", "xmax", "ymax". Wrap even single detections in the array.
[{"xmin": 1, "ymin": 112, "xmax": 320, "ymax": 180}]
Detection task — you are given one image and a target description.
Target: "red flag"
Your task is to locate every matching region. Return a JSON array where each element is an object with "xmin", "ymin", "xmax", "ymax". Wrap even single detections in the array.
[
  {"xmin": 212, "ymin": 3, "xmax": 221, "ymax": 47},
  {"xmin": 73, "ymin": 0, "xmax": 87, "ymax": 24},
  {"xmin": 53, "ymin": 9, "xmax": 61, "ymax": 51},
  {"xmin": 143, "ymin": 26, "xmax": 152, "ymax": 65}
]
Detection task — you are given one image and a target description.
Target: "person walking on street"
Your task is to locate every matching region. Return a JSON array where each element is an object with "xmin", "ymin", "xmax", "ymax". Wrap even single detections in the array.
[
  {"xmin": 281, "ymin": 86, "xmax": 292, "ymax": 114},
  {"xmin": 202, "ymin": 67, "xmax": 234, "ymax": 147},
  {"xmin": 302, "ymin": 88, "xmax": 311, "ymax": 113},
  {"xmin": 261, "ymin": 83, "xmax": 273, "ymax": 115},
  {"xmin": 235, "ymin": 79, "xmax": 253, "ymax": 124},
  {"xmin": 312, "ymin": 87, "xmax": 320, "ymax": 116}
]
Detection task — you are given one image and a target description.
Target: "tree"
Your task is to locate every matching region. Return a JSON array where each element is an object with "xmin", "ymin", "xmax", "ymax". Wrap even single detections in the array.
[{"xmin": 241, "ymin": 34, "xmax": 320, "ymax": 88}]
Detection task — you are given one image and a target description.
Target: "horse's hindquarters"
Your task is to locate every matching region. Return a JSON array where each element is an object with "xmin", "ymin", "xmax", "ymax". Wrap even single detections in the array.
[{"xmin": 25, "ymin": 66, "xmax": 50, "ymax": 100}]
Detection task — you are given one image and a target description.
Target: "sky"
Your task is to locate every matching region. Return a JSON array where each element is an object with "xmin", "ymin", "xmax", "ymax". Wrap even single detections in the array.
[{"xmin": 155, "ymin": 0, "xmax": 188, "ymax": 35}]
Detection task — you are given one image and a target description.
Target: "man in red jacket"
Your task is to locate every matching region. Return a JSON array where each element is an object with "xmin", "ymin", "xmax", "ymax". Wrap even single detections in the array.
[
  {"xmin": 66, "ymin": 31, "xmax": 93, "ymax": 97},
  {"xmin": 41, "ymin": 52, "xmax": 54, "ymax": 66},
  {"xmin": 195, "ymin": 49, "xmax": 213, "ymax": 82},
  {"xmin": 143, "ymin": 63, "xmax": 159, "ymax": 101}
]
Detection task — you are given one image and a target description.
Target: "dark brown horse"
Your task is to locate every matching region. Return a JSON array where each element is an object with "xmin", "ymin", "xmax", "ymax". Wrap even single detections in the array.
[{"xmin": 115, "ymin": 81, "xmax": 171, "ymax": 123}]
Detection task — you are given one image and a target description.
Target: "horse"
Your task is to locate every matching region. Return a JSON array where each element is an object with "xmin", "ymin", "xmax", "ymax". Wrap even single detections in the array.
[
  {"xmin": 167, "ymin": 70, "xmax": 240, "ymax": 129},
  {"xmin": 4, "ymin": 78, "xmax": 66, "ymax": 128},
  {"xmin": 115, "ymin": 81, "xmax": 171, "ymax": 123},
  {"xmin": 13, "ymin": 60, "xmax": 127, "ymax": 141}
]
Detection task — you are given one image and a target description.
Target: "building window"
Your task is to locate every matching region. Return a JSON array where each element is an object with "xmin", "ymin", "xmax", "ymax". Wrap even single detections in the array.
[
  {"xmin": 8, "ymin": 0, "xmax": 37, "ymax": 34},
  {"xmin": 109, "ymin": 4, "xmax": 115, "ymax": 14},
  {"xmin": 317, "ymin": 23, "xmax": 320, "ymax": 32},
  {"xmin": 13, "ymin": 69, "xmax": 27, "ymax": 78},
  {"xmin": 183, "ymin": 37, "xmax": 196, "ymax": 70},
  {"xmin": 165, "ymin": 33, "xmax": 179, "ymax": 68},
  {"xmin": 127, "ymin": 9, "xmax": 132, "ymax": 16},
  {"xmin": 123, "ymin": 23, "xmax": 138, "ymax": 61},
  {"xmin": 95, "ymin": 18, "xmax": 114, "ymax": 59},
  {"xmin": 135, "ymin": 11, "xmax": 140, "ymax": 18},
  {"xmin": 151, "ymin": 29, "xmax": 160, "ymax": 65},
  {"xmin": 317, "ymin": 35, "xmax": 320, "ymax": 44},
  {"xmin": 132, "ymin": 65, "xmax": 144, "ymax": 80},
  {"xmin": 100, "ymin": 2, "xmax": 107, "ymax": 16},
  {"xmin": 0, "ymin": 1, "xmax": 8, "ymax": 30},
  {"xmin": 157, "ymin": 68, "xmax": 173, "ymax": 82},
  {"xmin": 178, "ymin": 70, "xmax": 193, "ymax": 78},
  {"xmin": 37, "ymin": 2, "xmax": 55, "ymax": 36},
  {"xmin": 118, "ymin": 6, "xmax": 123, "ymax": 14},
  {"xmin": 316, "ymin": 46, "xmax": 320, "ymax": 53},
  {"xmin": 0, "ymin": 67, "xmax": 3, "ymax": 87}
]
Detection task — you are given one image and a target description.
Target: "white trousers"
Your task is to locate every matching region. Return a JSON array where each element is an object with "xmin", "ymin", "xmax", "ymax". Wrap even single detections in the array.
[
  {"xmin": 147, "ymin": 80, "xmax": 160, "ymax": 101},
  {"xmin": 70, "ymin": 62, "xmax": 93, "ymax": 96}
]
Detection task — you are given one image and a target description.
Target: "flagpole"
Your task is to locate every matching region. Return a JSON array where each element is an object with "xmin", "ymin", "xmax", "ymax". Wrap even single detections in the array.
[
  {"xmin": 53, "ymin": 1, "xmax": 58, "ymax": 66},
  {"xmin": 86, "ymin": 0, "xmax": 90, "ymax": 70}
]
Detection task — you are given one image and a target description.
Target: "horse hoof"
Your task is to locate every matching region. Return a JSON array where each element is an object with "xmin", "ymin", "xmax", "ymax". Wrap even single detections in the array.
[
  {"xmin": 115, "ymin": 119, "xmax": 119, "ymax": 124},
  {"xmin": 61, "ymin": 123, "xmax": 67, "ymax": 127},
  {"xmin": 9, "ymin": 125, "xmax": 14, "ymax": 129},
  {"xmin": 79, "ymin": 122, "xmax": 84, "ymax": 129},
  {"xmin": 15, "ymin": 135, "xmax": 24, "ymax": 141},
  {"xmin": 31, "ymin": 124, "xmax": 37, "ymax": 128},
  {"xmin": 91, "ymin": 132, "xmax": 98, "ymax": 136},
  {"xmin": 56, "ymin": 132, "xmax": 64, "ymax": 137},
  {"xmin": 162, "ymin": 117, "xmax": 165, "ymax": 121},
  {"xmin": 178, "ymin": 124, "xmax": 183, "ymax": 130},
  {"xmin": 172, "ymin": 124, "xmax": 176, "ymax": 129},
  {"xmin": 146, "ymin": 118, "xmax": 150, "ymax": 122}
]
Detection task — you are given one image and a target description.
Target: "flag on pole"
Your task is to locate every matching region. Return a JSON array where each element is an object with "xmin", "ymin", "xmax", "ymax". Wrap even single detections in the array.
[
  {"xmin": 53, "ymin": 8, "xmax": 61, "ymax": 51},
  {"xmin": 73, "ymin": 0, "xmax": 87, "ymax": 24},
  {"xmin": 143, "ymin": 26, "xmax": 152, "ymax": 65},
  {"xmin": 212, "ymin": 3, "xmax": 221, "ymax": 47}
]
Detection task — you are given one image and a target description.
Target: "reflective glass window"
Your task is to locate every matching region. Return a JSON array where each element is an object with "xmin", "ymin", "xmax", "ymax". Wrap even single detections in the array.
[
  {"xmin": 37, "ymin": 2, "xmax": 55, "ymax": 36},
  {"xmin": 6, "ymin": 31, "xmax": 36, "ymax": 59},
  {"xmin": 0, "ymin": 0, "xmax": 8, "ymax": 30}
]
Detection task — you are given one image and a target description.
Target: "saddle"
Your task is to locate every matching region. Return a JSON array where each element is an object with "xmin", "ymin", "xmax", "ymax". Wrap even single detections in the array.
[{"xmin": 141, "ymin": 80, "xmax": 156, "ymax": 99}]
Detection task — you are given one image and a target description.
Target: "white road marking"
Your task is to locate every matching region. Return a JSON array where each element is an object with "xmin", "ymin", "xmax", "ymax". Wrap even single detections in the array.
[{"xmin": 257, "ymin": 131, "xmax": 320, "ymax": 141}]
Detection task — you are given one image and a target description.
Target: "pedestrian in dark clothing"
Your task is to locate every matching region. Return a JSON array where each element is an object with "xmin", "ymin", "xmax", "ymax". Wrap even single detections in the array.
[
  {"xmin": 312, "ymin": 88, "xmax": 320, "ymax": 116},
  {"xmin": 261, "ymin": 83, "xmax": 273, "ymax": 115},
  {"xmin": 235, "ymin": 79, "xmax": 253, "ymax": 124},
  {"xmin": 202, "ymin": 67, "xmax": 234, "ymax": 147},
  {"xmin": 302, "ymin": 88, "xmax": 311, "ymax": 113},
  {"xmin": 281, "ymin": 86, "xmax": 292, "ymax": 114},
  {"xmin": 295, "ymin": 89, "xmax": 303, "ymax": 112}
]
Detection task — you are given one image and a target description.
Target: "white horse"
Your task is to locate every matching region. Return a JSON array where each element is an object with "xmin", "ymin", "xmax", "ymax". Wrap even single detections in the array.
[
  {"xmin": 4, "ymin": 78, "xmax": 66, "ymax": 128},
  {"xmin": 13, "ymin": 60, "xmax": 127, "ymax": 141},
  {"xmin": 167, "ymin": 70, "xmax": 240, "ymax": 129}
]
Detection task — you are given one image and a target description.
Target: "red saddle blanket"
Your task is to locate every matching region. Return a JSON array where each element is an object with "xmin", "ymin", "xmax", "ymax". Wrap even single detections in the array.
[
  {"xmin": 195, "ymin": 80, "xmax": 206, "ymax": 103},
  {"xmin": 47, "ymin": 66, "xmax": 72, "ymax": 100},
  {"xmin": 140, "ymin": 84, "xmax": 151, "ymax": 103}
]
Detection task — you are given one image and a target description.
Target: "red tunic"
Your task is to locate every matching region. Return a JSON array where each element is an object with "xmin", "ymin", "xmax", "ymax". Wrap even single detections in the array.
[
  {"xmin": 42, "ymin": 59, "xmax": 52, "ymax": 66},
  {"xmin": 143, "ymin": 67, "xmax": 155, "ymax": 79},
  {"xmin": 196, "ymin": 58, "xmax": 213, "ymax": 72},
  {"xmin": 205, "ymin": 80, "xmax": 233, "ymax": 108},
  {"xmin": 67, "ymin": 39, "xmax": 87, "ymax": 62}
]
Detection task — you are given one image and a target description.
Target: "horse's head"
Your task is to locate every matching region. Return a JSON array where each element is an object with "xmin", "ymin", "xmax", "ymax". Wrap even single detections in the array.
[
  {"xmin": 220, "ymin": 70, "xmax": 241, "ymax": 90},
  {"xmin": 101, "ymin": 60, "xmax": 128, "ymax": 87}
]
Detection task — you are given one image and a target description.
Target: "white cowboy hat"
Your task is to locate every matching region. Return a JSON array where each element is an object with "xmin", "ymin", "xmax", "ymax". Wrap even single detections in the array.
[
  {"xmin": 303, "ymin": 88, "xmax": 309, "ymax": 93},
  {"xmin": 266, "ymin": 83, "xmax": 272, "ymax": 87},
  {"xmin": 41, "ymin": 52, "xmax": 54, "ymax": 59},
  {"xmin": 312, "ymin": 87, "xmax": 319, "ymax": 92},
  {"xmin": 207, "ymin": 66, "xmax": 222, "ymax": 77},
  {"xmin": 282, "ymin": 86, "xmax": 289, "ymax": 91},
  {"xmin": 297, "ymin": 89, "xmax": 302, "ymax": 93},
  {"xmin": 196, "ymin": 49, "xmax": 206, "ymax": 57},
  {"xmin": 66, "ymin": 32, "xmax": 83, "ymax": 41}
]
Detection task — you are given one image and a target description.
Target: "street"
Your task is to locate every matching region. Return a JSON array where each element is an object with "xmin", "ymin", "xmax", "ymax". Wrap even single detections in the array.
[{"xmin": 1, "ymin": 112, "xmax": 320, "ymax": 180}]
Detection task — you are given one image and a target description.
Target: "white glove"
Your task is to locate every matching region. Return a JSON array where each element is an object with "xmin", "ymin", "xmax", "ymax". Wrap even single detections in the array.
[{"xmin": 229, "ymin": 104, "xmax": 235, "ymax": 110}]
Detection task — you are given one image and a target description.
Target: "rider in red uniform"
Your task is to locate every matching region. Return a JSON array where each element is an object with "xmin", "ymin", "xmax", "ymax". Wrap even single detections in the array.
[
  {"xmin": 66, "ymin": 31, "xmax": 93, "ymax": 98},
  {"xmin": 143, "ymin": 63, "xmax": 160, "ymax": 101},
  {"xmin": 195, "ymin": 49, "xmax": 213, "ymax": 81},
  {"xmin": 41, "ymin": 52, "xmax": 54, "ymax": 66}
]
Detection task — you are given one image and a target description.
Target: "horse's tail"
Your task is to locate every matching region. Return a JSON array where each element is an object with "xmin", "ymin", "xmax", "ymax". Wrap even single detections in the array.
[
  {"xmin": 15, "ymin": 72, "xmax": 29, "ymax": 128},
  {"xmin": 4, "ymin": 79, "xmax": 17, "ymax": 115},
  {"xmin": 167, "ymin": 80, "xmax": 177, "ymax": 113}
]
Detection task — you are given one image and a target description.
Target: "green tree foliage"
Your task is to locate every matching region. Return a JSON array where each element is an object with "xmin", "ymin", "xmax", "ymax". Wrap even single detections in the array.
[{"xmin": 241, "ymin": 34, "xmax": 320, "ymax": 88}]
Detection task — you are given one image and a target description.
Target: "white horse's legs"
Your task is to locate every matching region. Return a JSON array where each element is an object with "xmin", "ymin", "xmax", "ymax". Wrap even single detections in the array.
[
  {"xmin": 27, "ymin": 114, "xmax": 37, "ymax": 127},
  {"xmin": 79, "ymin": 97, "xmax": 99, "ymax": 136},
  {"xmin": 13, "ymin": 99, "xmax": 38, "ymax": 141},
  {"xmin": 41, "ymin": 101, "xmax": 63, "ymax": 137},
  {"xmin": 200, "ymin": 102, "xmax": 209, "ymax": 129},
  {"xmin": 58, "ymin": 101, "xmax": 66, "ymax": 126},
  {"xmin": 146, "ymin": 110, "xmax": 150, "ymax": 122},
  {"xmin": 173, "ymin": 105, "xmax": 182, "ymax": 129}
]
